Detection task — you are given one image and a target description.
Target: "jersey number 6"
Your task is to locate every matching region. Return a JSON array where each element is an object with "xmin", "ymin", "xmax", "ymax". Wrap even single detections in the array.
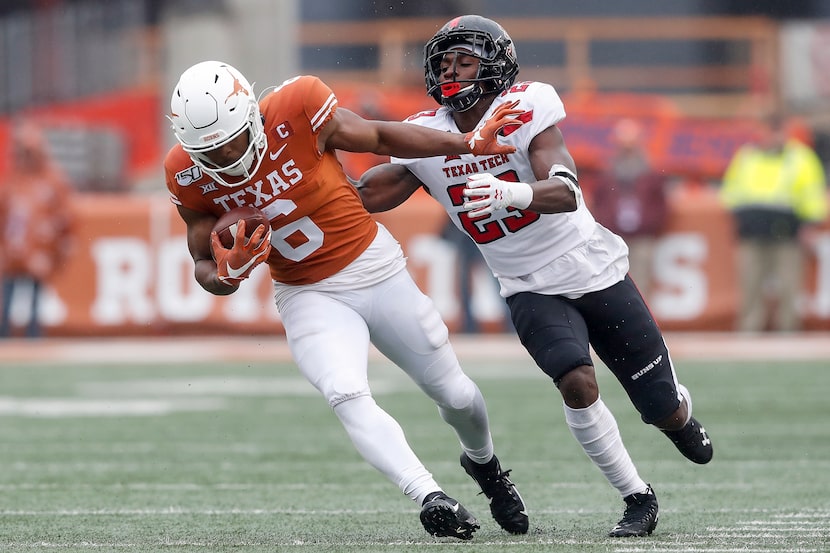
[{"xmin": 261, "ymin": 199, "xmax": 324, "ymax": 261}]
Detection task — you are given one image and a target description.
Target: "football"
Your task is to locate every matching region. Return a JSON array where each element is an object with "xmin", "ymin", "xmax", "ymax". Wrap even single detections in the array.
[{"xmin": 212, "ymin": 206, "xmax": 271, "ymax": 249}]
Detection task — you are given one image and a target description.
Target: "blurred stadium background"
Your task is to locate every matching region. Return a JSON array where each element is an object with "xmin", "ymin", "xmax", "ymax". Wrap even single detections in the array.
[
  {"xmin": 1, "ymin": 4, "xmax": 830, "ymax": 552},
  {"xmin": 1, "ymin": 0, "xmax": 830, "ymax": 336}
]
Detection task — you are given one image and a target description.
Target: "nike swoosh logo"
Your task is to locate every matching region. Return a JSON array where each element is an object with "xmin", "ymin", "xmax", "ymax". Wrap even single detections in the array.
[
  {"xmin": 269, "ymin": 143, "xmax": 288, "ymax": 160},
  {"xmin": 226, "ymin": 249, "xmax": 269, "ymax": 279},
  {"xmin": 466, "ymin": 129, "xmax": 483, "ymax": 149}
]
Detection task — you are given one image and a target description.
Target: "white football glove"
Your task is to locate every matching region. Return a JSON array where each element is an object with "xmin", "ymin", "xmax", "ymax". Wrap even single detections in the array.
[{"xmin": 462, "ymin": 173, "xmax": 534, "ymax": 218}]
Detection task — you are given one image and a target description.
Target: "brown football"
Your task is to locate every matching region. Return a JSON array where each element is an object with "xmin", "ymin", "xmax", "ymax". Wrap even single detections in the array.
[{"xmin": 212, "ymin": 206, "xmax": 271, "ymax": 249}]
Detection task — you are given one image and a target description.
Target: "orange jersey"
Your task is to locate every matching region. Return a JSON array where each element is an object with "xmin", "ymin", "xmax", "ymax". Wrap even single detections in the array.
[
  {"xmin": 164, "ymin": 75, "xmax": 378, "ymax": 285},
  {"xmin": 0, "ymin": 165, "xmax": 74, "ymax": 279}
]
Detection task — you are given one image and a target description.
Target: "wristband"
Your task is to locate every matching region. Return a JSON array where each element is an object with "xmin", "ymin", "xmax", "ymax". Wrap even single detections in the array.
[{"xmin": 511, "ymin": 181, "xmax": 534, "ymax": 209}]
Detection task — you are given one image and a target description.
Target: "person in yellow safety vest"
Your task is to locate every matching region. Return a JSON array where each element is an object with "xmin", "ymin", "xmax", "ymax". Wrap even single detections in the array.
[{"xmin": 720, "ymin": 112, "xmax": 828, "ymax": 332}]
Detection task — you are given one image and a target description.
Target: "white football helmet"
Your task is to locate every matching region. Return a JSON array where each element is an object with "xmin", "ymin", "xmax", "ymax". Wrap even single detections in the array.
[{"xmin": 169, "ymin": 60, "xmax": 267, "ymax": 187}]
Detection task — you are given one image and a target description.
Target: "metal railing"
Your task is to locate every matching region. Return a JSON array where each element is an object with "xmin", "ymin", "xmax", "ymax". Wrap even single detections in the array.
[
  {"xmin": 0, "ymin": 1, "xmax": 157, "ymax": 115},
  {"xmin": 1, "ymin": 11, "xmax": 779, "ymax": 119},
  {"xmin": 300, "ymin": 16, "xmax": 779, "ymax": 117}
]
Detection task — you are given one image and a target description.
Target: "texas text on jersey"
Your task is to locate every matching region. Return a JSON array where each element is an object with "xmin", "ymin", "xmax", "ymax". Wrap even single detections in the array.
[{"xmin": 164, "ymin": 76, "xmax": 378, "ymax": 286}]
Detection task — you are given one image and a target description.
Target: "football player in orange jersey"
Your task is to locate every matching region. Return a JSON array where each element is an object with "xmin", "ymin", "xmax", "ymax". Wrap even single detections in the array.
[
  {"xmin": 358, "ymin": 15, "xmax": 714, "ymax": 538},
  {"xmin": 164, "ymin": 61, "xmax": 528, "ymax": 540}
]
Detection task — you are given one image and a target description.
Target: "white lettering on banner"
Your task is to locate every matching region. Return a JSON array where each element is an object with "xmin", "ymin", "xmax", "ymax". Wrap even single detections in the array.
[
  {"xmin": 408, "ymin": 234, "xmax": 505, "ymax": 325},
  {"xmin": 470, "ymin": 262, "xmax": 506, "ymax": 322},
  {"xmin": 651, "ymin": 233, "xmax": 708, "ymax": 320},
  {"xmin": 409, "ymin": 235, "xmax": 459, "ymax": 320},
  {"xmin": 41, "ymin": 286, "xmax": 68, "ymax": 326},
  {"xmin": 223, "ymin": 265, "xmax": 277, "ymax": 322},
  {"xmin": 156, "ymin": 240, "xmax": 212, "ymax": 321},
  {"xmin": 89, "ymin": 237, "xmax": 280, "ymax": 326},
  {"xmin": 808, "ymin": 232, "xmax": 830, "ymax": 317},
  {"xmin": 91, "ymin": 238, "xmax": 155, "ymax": 324}
]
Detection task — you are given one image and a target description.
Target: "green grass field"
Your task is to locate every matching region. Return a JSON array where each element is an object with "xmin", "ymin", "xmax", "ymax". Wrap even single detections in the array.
[{"xmin": 1, "ymin": 341, "xmax": 829, "ymax": 552}]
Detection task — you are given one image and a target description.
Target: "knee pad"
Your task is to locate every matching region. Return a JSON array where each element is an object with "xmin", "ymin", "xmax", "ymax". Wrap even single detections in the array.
[
  {"xmin": 634, "ymin": 381, "xmax": 680, "ymax": 424},
  {"xmin": 532, "ymin": 339, "xmax": 594, "ymax": 383},
  {"xmin": 427, "ymin": 367, "xmax": 477, "ymax": 411},
  {"xmin": 627, "ymin": 363, "xmax": 682, "ymax": 424}
]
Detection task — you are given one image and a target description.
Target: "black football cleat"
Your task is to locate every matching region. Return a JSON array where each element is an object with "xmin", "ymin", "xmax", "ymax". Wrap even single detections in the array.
[
  {"xmin": 420, "ymin": 492, "xmax": 480, "ymax": 540},
  {"xmin": 460, "ymin": 453, "xmax": 529, "ymax": 534},
  {"xmin": 662, "ymin": 416, "xmax": 713, "ymax": 464},
  {"xmin": 608, "ymin": 484, "xmax": 659, "ymax": 537}
]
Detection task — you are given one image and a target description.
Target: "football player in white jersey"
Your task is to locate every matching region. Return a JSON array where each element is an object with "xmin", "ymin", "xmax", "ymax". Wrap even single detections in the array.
[{"xmin": 357, "ymin": 15, "xmax": 713, "ymax": 538}]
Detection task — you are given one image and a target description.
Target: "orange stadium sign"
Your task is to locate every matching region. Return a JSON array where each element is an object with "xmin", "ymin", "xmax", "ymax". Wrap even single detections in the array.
[
  {"xmin": 3, "ymin": 191, "xmax": 828, "ymax": 337},
  {"xmin": 1, "ymin": 87, "xmax": 828, "ymax": 336}
]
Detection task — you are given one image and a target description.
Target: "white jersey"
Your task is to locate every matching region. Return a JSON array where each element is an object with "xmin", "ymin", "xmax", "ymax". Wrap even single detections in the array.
[{"xmin": 392, "ymin": 81, "xmax": 629, "ymax": 298}]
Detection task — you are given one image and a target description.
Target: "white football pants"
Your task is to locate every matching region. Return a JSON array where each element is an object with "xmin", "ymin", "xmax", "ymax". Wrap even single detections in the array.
[{"xmin": 277, "ymin": 268, "xmax": 494, "ymax": 505}]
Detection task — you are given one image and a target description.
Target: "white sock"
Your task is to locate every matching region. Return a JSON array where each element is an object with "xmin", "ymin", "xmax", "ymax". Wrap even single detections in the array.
[
  {"xmin": 334, "ymin": 395, "xmax": 440, "ymax": 505},
  {"xmin": 564, "ymin": 397, "xmax": 648, "ymax": 498},
  {"xmin": 436, "ymin": 381, "xmax": 494, "ymax": 464}
]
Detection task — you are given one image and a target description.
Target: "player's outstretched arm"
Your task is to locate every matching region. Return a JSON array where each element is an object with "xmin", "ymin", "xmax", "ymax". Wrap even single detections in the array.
[{"xmin": 322, "ymin": 103, "xmax": 522, "ymax": 158}]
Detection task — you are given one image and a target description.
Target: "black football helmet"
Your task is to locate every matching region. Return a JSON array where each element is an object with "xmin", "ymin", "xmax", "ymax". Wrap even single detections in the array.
[{"xmin": 424, "ymin": 15, "xmax": 520, "ymax": 112}]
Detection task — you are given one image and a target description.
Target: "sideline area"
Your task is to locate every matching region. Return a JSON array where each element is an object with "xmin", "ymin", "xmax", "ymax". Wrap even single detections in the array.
[{"xmin": 0, "ymin": 332, "xmax": 828, "ymax": 364}]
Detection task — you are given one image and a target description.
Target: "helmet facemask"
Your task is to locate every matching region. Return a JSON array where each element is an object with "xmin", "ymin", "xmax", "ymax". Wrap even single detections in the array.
[{"xmin": 184, "ymin": 101, "xmax": 267, "ymax": 188}]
